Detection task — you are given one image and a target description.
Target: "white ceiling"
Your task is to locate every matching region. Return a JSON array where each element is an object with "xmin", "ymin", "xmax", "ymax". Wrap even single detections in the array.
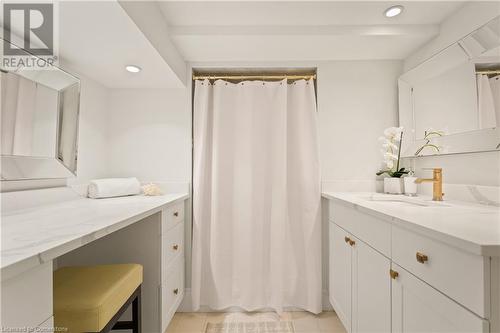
[
  {"xmin": 58, "ymin": 1, "xmax": 184, "ymax": 89},
  {"xmin": 160, "ymin": 1, "xmax": 464, "ymax": 26},
  {"xmin": 159, "ymin": 1, "xmax": 465, "ymax": 62},
  {"xmin": 2, "ymin": 1, "xmax": 468, "ymax": 88}
]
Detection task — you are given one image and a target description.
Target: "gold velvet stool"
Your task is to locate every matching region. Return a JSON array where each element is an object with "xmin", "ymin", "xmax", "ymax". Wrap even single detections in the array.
[{"xmin": 54, "ymin": 264, "xmax": 143, "ymax": 333}]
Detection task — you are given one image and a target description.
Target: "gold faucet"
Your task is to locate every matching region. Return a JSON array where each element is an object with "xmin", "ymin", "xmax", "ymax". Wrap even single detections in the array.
[{"xmin": 415, "ymin": 168, "xmax": 444, "ymax": 201}]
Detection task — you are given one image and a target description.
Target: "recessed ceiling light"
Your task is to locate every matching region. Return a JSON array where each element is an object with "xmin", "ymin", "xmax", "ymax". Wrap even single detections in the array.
[
  {"xmin": 125, "ymin": 65, "xmax": 141, "ymax": 73},
  {"xmin": 384, "ymin": 5, "xmax": 404, "ymax": 18}
]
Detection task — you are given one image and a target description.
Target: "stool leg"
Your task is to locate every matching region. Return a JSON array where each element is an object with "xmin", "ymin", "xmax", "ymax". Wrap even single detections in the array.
[{"xmin": 132, "ymin": 286, "xmax": 141, "ymax": 333}]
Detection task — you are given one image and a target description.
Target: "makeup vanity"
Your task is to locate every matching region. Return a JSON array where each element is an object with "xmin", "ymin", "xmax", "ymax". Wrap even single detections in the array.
[
  {"xmin": 325, "ymin": 192, "xmax": 500, "ymax": 333},
  {"xmin": 1, "ymin": 188, "xmax": 189, "ymax": 332},
  {"xmin": 0, "ymin": 40, "xmax": 188, "ymax": 332}
]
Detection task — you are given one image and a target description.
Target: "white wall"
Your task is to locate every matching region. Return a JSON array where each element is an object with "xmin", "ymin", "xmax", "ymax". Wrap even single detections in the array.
[
  {"xmin": 317, "ymin": 61, "xmax": 402, "ymax": 190},
  {"xmin": 106, "ymin": 88, "xmax": 190, "ymax": 183}
]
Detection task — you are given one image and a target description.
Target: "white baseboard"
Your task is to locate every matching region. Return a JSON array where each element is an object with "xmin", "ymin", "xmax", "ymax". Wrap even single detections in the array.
[{"xmin": 177, "ymin": 288, "xmax": 332, "ymax": 313}]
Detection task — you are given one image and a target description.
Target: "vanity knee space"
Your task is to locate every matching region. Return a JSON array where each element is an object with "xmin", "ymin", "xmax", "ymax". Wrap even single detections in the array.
[{"xmin": 328, "ymin": 197, "xmax": 495, "ymax": 333}]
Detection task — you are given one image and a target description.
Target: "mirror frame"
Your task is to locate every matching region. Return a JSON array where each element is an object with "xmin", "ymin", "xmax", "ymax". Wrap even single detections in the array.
[
  {"xmin": 1, "ymin": 39, "xmax": 81, "ymax": 180},
  {"xmin": 399, "ymin": 16, "xmax": 500, "ymax": 158}
]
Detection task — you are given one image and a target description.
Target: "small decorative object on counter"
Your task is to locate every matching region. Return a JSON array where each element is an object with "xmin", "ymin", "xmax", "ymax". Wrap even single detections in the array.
[
  {"xmin": 376, "ymin": 126, "xmax": 409, "ymax": 194},
  {"xmin": 142, "ymin": 183, "xmax": 163, "ymax": 196},
  {"xmin": 403, "ymin": 170, "xmax": 418, "ymax": 196}
]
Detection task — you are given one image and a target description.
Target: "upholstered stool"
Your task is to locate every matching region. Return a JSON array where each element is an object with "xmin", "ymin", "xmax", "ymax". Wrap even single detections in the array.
[{"xmin": 54, "ymin": 264, "xmax": 143, "ymax": 333}]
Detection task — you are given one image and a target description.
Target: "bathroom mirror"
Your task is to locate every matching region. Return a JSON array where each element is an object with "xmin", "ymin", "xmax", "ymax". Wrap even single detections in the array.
[
  {"xmin": 1, "ymin": 40, "xmax": 81, "ymax": 180},
  {"xmin": 399, "ymin": 16, "xmax": 500, "ymax": 157}
]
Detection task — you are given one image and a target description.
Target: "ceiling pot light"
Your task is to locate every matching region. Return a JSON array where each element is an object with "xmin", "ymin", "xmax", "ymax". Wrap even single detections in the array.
[
  {"xmin": 384, "ymin": 5, "xmax": 404, "ymax": 18},
  {"xmin": 125, "ymin": 65, "xmax": 141, "ymax": 73}
]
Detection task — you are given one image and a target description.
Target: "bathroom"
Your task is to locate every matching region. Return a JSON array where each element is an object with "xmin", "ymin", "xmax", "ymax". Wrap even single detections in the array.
[{"xmin": 1, "ymin": 1, "xmax": 499, "ymax": 333}]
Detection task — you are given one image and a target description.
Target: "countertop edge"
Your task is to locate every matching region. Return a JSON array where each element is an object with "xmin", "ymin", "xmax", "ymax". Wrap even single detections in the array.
[{"xmin": 322, "ymin": 192, "xmax": 497, "ymax": 257}]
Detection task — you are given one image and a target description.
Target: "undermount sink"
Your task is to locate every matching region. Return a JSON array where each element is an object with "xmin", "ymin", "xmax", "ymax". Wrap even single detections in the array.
[{"xmin": 366, "ymin": 194, "xmax": 451, "ymax": 207}]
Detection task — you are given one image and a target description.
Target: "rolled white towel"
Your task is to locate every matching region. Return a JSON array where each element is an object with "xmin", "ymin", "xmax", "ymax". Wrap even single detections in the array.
[{"xmin": 88, "ymin": 177, "xmax": 141, "ymax": 199}]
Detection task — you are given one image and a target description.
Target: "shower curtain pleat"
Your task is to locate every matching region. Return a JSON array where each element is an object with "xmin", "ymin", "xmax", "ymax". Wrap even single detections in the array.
[
  {"xmin": 192, "ymin": 79, "xmax": 321, "ymax": 314},
  {"xmin": 489, "ymin": 76, "xmax": 500, "ymax": 127},
  {"xmin": 477, "ymin": 74, "xmax": 497, "ymax": 129}
]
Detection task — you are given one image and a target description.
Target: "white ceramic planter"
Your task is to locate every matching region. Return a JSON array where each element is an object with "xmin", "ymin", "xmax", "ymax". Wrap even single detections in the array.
[
  {"xmin": 403, "ymin": 176, "xmax": 418, "ymax": 196},
  {"xmin": 384, "ymin": 177, "xmax": 403, "ymax": 194}
]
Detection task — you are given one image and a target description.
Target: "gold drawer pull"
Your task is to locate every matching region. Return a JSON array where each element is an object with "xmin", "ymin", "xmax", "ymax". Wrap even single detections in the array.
[
  {"xmin": 173, "ymin": 212, "xmax": 179, "ymax": 217},
  {"xmin": 416, "ymin": 252, "xmax": 428, "ymax": 264},
  {"xmin": 390, "ymin": 269, "xmax": 399, "ymax": 279},
  {"xmin": 344, "ymin": 236, "xmax": 355, "ymax": 246},
  {"xmin": 173, "ymin": 288, "xmax": 179, "ymax": 295},
  {"xmin": 172, "ymin": 244, "xmax": 179, "ymax": 251}
]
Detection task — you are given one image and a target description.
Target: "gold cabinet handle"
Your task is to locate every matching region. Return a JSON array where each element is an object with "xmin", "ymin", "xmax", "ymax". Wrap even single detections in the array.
[
  {"xmin": 173, "ymin": 212, "xmax": 179, "ymax": 217},
  {"xmin": 172, "ymin": 244, "xmax": 179, "ymax": 251},
  {"xmin": 416, "ymin": 252, "xmax": 428, "ymax": 264},
  {"xmin": 173, "ymin": 288, "xmax": 179, "ymax": 295},
  {"xmin": 344, "ymin": 236, "xmax": 355, "ymax": 246},
  {"xmin": 390, "ymin": 269, "xmax": 399, "ymax": 279}
]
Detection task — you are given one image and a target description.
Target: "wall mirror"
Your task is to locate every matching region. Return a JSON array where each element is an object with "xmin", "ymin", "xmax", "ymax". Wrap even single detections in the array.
[
  {"xmin": 1, "ymin": 40, "xmax": 80, "ymax": 180},
  {"xmin": 399, "ymin": 16, "xmax": 500, "ymax": 157}
]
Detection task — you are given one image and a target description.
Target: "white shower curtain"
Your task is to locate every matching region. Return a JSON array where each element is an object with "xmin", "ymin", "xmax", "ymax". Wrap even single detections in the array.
[{"xmin": 192, "ymin": 79, "xmax": 321, "ymax": 314}]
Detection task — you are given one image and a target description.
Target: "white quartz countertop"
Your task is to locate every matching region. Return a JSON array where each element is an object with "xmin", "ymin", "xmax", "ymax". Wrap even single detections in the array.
[
  {"xmin": 1, "ymin": 191, "xmax": 189, "ymax": 278},
  {"xmin": 323, "ymin": 192, "xmax": 500, "ymax": 257}
]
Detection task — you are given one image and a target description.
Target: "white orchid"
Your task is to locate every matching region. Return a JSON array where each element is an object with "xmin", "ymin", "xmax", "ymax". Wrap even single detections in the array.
[
  {"xmin": 383, "ymin": 126, "xmax": 404, "ymax": 141},
  {"xmin": 376, "ymin": 126, "xmax": 409, "ymax": 178}
]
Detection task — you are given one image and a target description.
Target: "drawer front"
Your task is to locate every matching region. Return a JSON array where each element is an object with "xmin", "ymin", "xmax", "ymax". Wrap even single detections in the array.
[
  {"xmin": 161, "ymin": 256, "xmax": 184, "ymax": 331},
  {"xmin": 162, "ymin": 221, "xmax": 185, "ymax": 269},
  {"xmin": 392, "ymin": 264, "xmax": 488, "ymax": 333},
  {"xmin": 1, "ymin": 262, "xmax": 53, "ymax": 327},
  {"xmin": 162, "ymin": 202, "xmax": 184, "ymax": 232},
  {"xmin": 392, "ymin": 225, "xmax": 489, "ymax": 318},
  {"xmin": 330, "ymin": 200, "xmax": 391, "ymax": 257}
]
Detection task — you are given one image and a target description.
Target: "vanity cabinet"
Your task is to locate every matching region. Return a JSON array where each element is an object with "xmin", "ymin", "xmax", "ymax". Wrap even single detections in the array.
[
  {"xmin": 1, "ymin": 261, "xmax": 53, "ymax": 328},
  {"xmin": 330, "ymin": 223, "xmax": 352, "ymax": 330},
  {"xmin": 160, "ymin": 201, "xmax": 186, "ymax": 333},
  {"xmin": 330, "ymin": 223, "xmax": 391, "ymax": 333},
  {"xmin": 328, "ymin": 198, "xmax": 493, "ymax": 333}
]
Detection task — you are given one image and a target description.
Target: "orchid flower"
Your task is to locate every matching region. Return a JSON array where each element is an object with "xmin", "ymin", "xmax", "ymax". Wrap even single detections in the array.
[{"xmin": 376, "ymin": 127, "xmax": 409, "ymax": 178}]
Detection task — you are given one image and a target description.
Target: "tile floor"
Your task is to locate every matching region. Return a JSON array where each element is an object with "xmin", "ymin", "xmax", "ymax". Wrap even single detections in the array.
[{"xmin": 166, "ymin": 311, "xmax": 347, "ymax": 333}]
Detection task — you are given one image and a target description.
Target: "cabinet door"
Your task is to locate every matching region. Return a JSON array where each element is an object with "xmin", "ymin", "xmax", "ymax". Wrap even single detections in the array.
[
  {"xmin": 330, "ymin": 222, "xmax": 352, "ymax": 331},
  {"xmin": 351, "ymin": 236, "xmax": 391, "ymax": 333},
  {"xmin": 392, "ymin": 263, "xmax": 489, "ymax": 333}
]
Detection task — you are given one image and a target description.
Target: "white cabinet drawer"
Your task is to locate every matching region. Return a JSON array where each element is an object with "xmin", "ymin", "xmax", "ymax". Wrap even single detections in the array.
[
  {"xmin": 161, "ymin": 255, "xmax": 184, "ymax": 331},
  {"xmin": 330, "ymin": 200, "xmax": 391, "ymax": 257},
  {"xmin": 392, "ymin": 225, "xmax": 489, "ymax": 318},
  {"xmin": 162, "ymin": 221, "xmax": 185, "ymax": 269},
  {"xmin": 162, "ymin": 202, "xmax": 184, "ymax": 232},
  {"xmin": 392, "ymin": 264, "xmax": 488, "ymax": 333},
  {"xmin": 1, "ymin": 262, "xmax": 53, "ymax": 328}
]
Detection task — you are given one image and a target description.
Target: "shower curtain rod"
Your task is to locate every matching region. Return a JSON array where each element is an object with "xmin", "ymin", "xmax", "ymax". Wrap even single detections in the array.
[
  {"xmin": 192, "ymin": 74, "xmax": 316, "ymax": 81},
  {"xmin": 476, "ymin": 69, "xmax": 500, "ymax": 75}
]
